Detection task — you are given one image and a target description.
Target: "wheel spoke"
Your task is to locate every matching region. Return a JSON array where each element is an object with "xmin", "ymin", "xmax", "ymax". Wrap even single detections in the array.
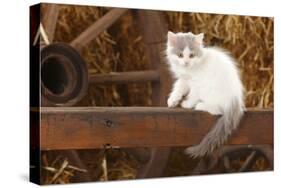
[
  {"xmin": 70, "ymin": 8, "xmax": 128, "ymax": 50},
  {"xmin": 239, "ymin": 151, "xmax": 257, "ymax": 172},
  {"xmin": 223, "ymin": 156, "xmax": 231, "ymax": 172},
  {"xmin": 42, "ymin": 4, "xmax": 60, "ymax": 43},
  {"xmin": 89, "ymin": 70, "xmax": 159, "ymax": 85}
]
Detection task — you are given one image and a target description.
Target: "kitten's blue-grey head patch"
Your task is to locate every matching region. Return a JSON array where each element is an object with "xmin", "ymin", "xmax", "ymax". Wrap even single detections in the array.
[{"xmin": 173, "ymin": 33, "xmax": 195, "ymax": 50}]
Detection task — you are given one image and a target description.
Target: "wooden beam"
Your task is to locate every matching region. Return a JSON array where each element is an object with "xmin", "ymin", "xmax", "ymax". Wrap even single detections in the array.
[
  {"xmin": 36, "ymin": 107, "xmax": 273, "ymax": 150},
  {"xmin": 70, "ymin": 8, "xmax": 128, "ymax": 50},
  {"xmin": 89, "ymin": 70, "xmax": 159, "ymax": 85}
]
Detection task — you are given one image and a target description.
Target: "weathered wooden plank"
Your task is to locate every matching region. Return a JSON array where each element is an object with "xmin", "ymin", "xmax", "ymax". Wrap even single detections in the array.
[
  {"xmin": 89, "ymin": 70, "xmax": 159, "ymax": 85},
  {"xmin": 37, "ymin": 107, "xmax": 273, "ymax": 150},
  {"xmin": 70, "ymin": 8, "xmax": 128, "ymax": 50}
]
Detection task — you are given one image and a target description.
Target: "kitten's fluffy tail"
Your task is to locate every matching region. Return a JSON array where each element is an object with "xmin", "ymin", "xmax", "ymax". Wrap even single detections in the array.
[{"xmin": 185, "ymin": 97, "xmax": 244, "ymax": 158}]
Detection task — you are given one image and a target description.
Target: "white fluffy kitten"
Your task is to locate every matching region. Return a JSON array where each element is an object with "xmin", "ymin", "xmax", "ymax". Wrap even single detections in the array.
[{"xmin": 166, "ymin": 31, "xmax": 245, "ymax": 158}]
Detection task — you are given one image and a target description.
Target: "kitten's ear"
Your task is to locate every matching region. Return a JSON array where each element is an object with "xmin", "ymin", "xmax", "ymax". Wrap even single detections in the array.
[
  {"xmin": 168, "ymin": 31, "xmax": 177, "ymax": 46},
  {"xmin": 194, "ymin": 33, "xmax": 204, "ymax": 45}
]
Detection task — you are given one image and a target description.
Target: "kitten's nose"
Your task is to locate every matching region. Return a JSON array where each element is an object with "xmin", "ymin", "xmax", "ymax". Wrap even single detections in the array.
[{"xmin": 183, "ymin": 58, "xmax": 189, "ymax": 65}]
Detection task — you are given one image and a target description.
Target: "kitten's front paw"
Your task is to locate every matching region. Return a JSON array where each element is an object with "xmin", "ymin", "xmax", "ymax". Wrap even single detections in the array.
[
  {"xmin": 167, "ymin": 96, "xmax": 180, "ymax": 107},
  {"xmin": 194, "ymin": 102, "xmax": 206, "ymax": 111},
  {"xmin": 181, "ymin": 100, "xmax": 194, "ymax": 109},
  {"xmin": 195, "ymin": 102, "xmax": 222, "ymax": 115}
]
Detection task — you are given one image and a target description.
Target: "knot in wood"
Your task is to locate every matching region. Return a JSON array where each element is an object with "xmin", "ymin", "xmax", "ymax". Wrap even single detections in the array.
[{"xmin": 104, "ymin": 119, "xmax": 114, "ymax": 128}]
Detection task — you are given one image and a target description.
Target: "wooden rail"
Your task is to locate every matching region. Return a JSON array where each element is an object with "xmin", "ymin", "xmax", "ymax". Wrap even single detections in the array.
[
  {"xmin": 34, "ymin": 107, "xmax": 273, "ymax": 150},
  {"xmin": 89, "ymin": 70, "xmax": 160, "ymax": 84}
]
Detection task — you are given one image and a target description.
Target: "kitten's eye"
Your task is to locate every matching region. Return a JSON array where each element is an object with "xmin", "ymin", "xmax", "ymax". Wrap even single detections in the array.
[
  {"xmin": 189, "ymin": 53, "xmax": 195, "ymax": 58},
  {"xmin": 178, "ymin": 52, "xmax": 183, "ymax": 58}
]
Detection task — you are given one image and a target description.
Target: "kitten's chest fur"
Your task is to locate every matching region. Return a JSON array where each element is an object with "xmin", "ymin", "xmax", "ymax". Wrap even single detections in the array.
[
  {"xmin": 171, "ymin": 54, "xmax": 223, "ymax": 101},
  {"xmin": 171, "ymin": 60, "xmax": 209, "ymax": 87}
]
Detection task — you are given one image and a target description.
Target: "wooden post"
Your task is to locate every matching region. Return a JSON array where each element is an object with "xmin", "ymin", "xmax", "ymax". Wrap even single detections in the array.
[
  {"xmin": 136, "ymin": 10, "xmax": 171, "ymax": 106},
  {"xmin": 135, "ymin": 10, "xmax": 172, "ymax": 178}
]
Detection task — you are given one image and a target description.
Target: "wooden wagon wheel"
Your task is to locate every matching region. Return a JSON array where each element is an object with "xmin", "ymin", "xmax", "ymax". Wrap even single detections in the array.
[
  {"xmin": 192, "ymin": 145, "xmax": 273, "ymax": 174},
  {"xmin": 38, "ymin": 5, "xmax": 172, "ymax": 180}
]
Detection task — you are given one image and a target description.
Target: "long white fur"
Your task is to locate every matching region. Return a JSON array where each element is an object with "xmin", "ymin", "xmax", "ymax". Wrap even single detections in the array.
[{"xmin": 166, "ymin": 31, "xmax": 245, "ymax": 158}]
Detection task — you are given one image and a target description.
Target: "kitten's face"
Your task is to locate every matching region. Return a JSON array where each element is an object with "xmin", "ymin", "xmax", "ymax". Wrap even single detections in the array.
[{"xmin": 166, "ymin": 31, "xmax": 204, "ymax": 68}]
